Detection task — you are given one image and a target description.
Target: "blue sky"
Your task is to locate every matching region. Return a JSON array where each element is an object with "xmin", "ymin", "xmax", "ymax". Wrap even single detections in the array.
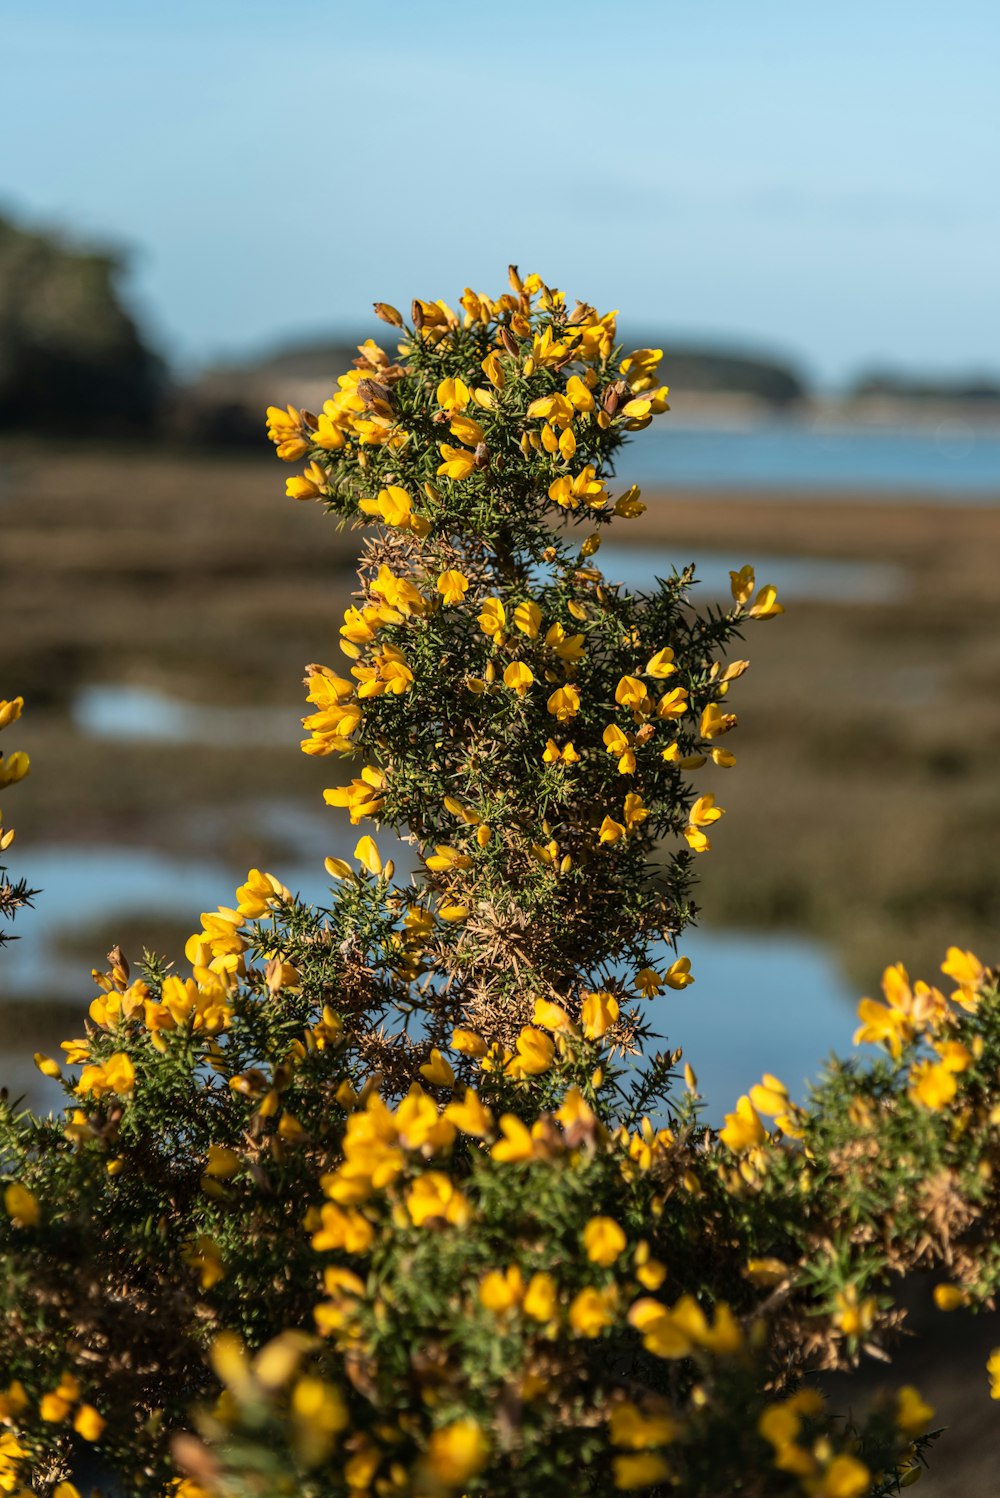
[{"xmin": 3, "ymin": 0, "xmax": 998, "ymax": 386}]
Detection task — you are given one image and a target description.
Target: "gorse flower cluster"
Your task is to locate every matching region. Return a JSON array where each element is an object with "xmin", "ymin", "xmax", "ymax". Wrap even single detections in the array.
[
  {"xmin": 0, "ymin": 696, "xmax": 33, "ymax": 947},
  {"xmin": 1, "ymin": 272, "xmax": 999, "ymax": 1498}
]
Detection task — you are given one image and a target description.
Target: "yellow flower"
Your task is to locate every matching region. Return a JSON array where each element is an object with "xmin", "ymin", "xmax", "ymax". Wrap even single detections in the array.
[
  {"xmin": 40, "ymin": 1372, "xmax": 80, "ymax": 1422},
  {"xmin": 814, "ymin": 1455, "xmax": 870, "ymax": 1498},
  {"xmin": 436, "ymin": 376, "xmax": 471, "ymax": 412},
  {"xmin": 509, "ymin": 1026, "xmax": 555, "ymax": 1077},
  {"xmin": 654, "ymin": 688, "xmax": 689, "ymax": 723},
  {"xmin": 987, "ymin": 1346, "xmax": 1000, "ymax": 1399},
  {"xmin": 478, "ymin": 597, "xmax": 506, "ymax": 636},
  {"xmin": 0, "ymin": 697, "xmax": 24, "ymax": 730},
  {"xmin": 833, "ymin": 1286, "xmax": 876, "ymax": 1338},
  {"xmin": 583, "ymin": 1216, "xmax": 627, "ymax": 1267},
  {"xmin": 700, "ymin": 702, "xmax": 737, "ymax": 738},
  {"xmin": 527, "ymin": 392, "xmax": 574, "ymax": 428},
  {"xmin": 182, "ymin": 1235, "xmax": 226, "ymax": 1291},
  {"xmin": 76, "ymin": 1051, "xmax": 136, "ymax": 1099},
  {"xmin": 582, "ymin": 991, "xmax": 619, "ymax": 1039},
  {"xmin": 634, "ymin": 968, "xmax": 663, "ymax": 999},
  {"xmin": 610, "ymin": 1402, "xmax": 677, "ymax": 1451},
  {"xmin": 491, "ymin": 1115, "xmax": 536, "ymax": 1163},
  {"xmin": 203, "ymin": 1144, "xmax": 241, "ymax": 1180},
  {"xmin": 512, "ymin": 599, "xmax": 542, "ymax": 637},
  {"xmin": 354, "ymin": 835, "xmax": 383, "ymax": 875},
  {"xmin": 688, "ymin": 793, "xmax": 723, "ymax": 828},
  {"xmin": 0, "ymin": 750, "xmax": 29, "ymax": 788},
  {"xmin": 3, "ymin": 1182, "xmax": 39, "ymax": 1228},
  {"xmin": 599, "ymin": 816, "xmax": 627, "ymax": 845},
  {"xmin": 613, "ymin": 1453, "xmax": 670, "ymax": 1490},
  {"xmin": 908, "ymin": 1060, "xmax": 958, "ymax": 1110},
  {"xmin": 547, "ymin": 685, "xmax": 581, "ymax": 721},
  {"xmin": 645, "ymin": 648, "xmax": 676, "ymax": 678},
  {"xmin": 360, "ymin": 485, "xmax": 407, "ymax": 525},
  {"xmin": 437, "ymin": 569, "xmax": 470, "ymax": 605},
  {"xmin": 543, "ymin": 737, "xmax": 580, "ymax": 764},
  {"xmin": 748, "ymin": 585, "xmax": 784, "ymax": 619},
  {"xmin": 419, "ymin": 1049, "xmax": 456, "ymax": 1088},
  {"xmin": 532, "ymin": 997, "xmax": 575, "ymax": 1032},
  {"xmin": 896, "ymin": 1385, "xmax": 934, "ymax": 1437},
  {"xmin": 503, "ymin": 661, "xmax": 534, "ymax": 695},
  {"xmin": 479, "ymin": 1265, "xmax": 524, "ymax": 1313},
  {"xmin": 627, "ymin": 1299, "xmax": 692, "ymax": 1359},
  {"xmin": 443, "ymin": 1089, "xmax": 494, "ymax": 1138},
  {"xmin": 664, "ymin": 957, "xmax": 694, "ymax": 990},
  {"xmin": 730, "ymin": 564, "xmax": 755, "ymax": 606},
  {"xmin": 406, "ymin": 1171, "xmax": 470, "ymax": 1228},
  {"xmin": 933, "ymin": 1283, "xmax": 970, "ymax": 1311},
  {"xmin": 437, "ymin": 443, "xmax": 477, "ymax": 480},
  {"xmin": 748, "ymin": 1074, "xmax": 790, "ymax": 1117},
  {"xmin": 615, "ymin": 675, "xmax": 652, "ymax": 714},
  {"xmin": 425, "ymin": 1419, "xmax": 488, "ymax": 1487},
  {"xmin": 73, "ymin": 1403, "xmax": 106, "ymax": 1442},
  {"xmin": 523, "ymin": 1272, "xmax": 559, "ymax": 1322},
  {"xmin": 451, "ymin": 1027, "xmax": 488, "ymax": 1057},
  {"xmin": 569, "ymin": 1285, "xmax": 617, "ymax": 1337},
  {"xmin": 719, "ymin": 1095, "xmax": 765, "ymax": 1153},
  {"xmin": 622, "ymin": 792, "xmax": 648, "ymax": 830}
]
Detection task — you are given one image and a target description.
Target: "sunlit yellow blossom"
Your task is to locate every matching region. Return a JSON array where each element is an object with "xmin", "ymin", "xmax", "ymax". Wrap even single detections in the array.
[
  {"xmin": 988, "ymin": 1347, "xmax": 1000, "ymax": 1399},
  {"xmin": 406, "ymin": 1172, "xmax": 470, "ymax": 1228},
  {"xmin": 491, "ymin": 1115, "xmax": 536, "ymax": 1163},
  {"xmin": 896, "ymin": 1386, "xmax": 934, "ymax": 1437},
  {"xmin": 503, "ymin": 661, "xmax": 534, "ymax": 695},
  {"xmin": 613, "ymin": 1453, "xmax": 670, "ymax": 1490},
  {"xmin": 523, "ymin": 1271, "xmax": 559, "ymax": 1322},
  {"xmin": 700, "ymin": 702, "xmax": 737, "ymax": 738},
  {"xmin": 719, "ymin": 1095, "xmax": 765, "ymax": 1152},
  {"xmin": 748, "ymin": 585, "xmax": 784, "ymax": 619},
  {"xmin": 425, "ymin": 1419, "xmax": 488, "ymax": 1487},
  {"xmin": 478, "ymin": 597, "xmax": 506, "ymax": 636},
  {"xmin": 812, "ymin": 1456, "xmax": 871, "ymax": 1498},
  {"xmin": 509, "ymin": 1026, "xmax": 555, "ymax": 1077},
  {"xmin": 664, "ymin": 957, "xmax": 694, "ymax": 989},
  {"xmin": 833, "ymin": 1286, "xmax": 876, "ymax": 1338},
  {"xmin": 569, "ymin": 1285, "xmax": 617, "ymax": 1337},
  {"xmin": 437, "ymin": 569, "xmax": 470, "ymax": 605},
  {"xmin": 655, "ymin": 686, "xmax": 689, "ymax": 719},
  {"xmin": 532, "ymin": 997, "xmax": 576, "ymax": 1033},
  {"xmin": 908, "ymin": 1060, "xmax": 959, "ymax": 1110},
  {"xmin": 730, "ymin": 564, "xmax": 755, "ymax": 606},
  {"xmin": 3, "ymin": 1183, "xmax": 39, "ymax": 1228},
  {"xmin": 76, "ymin": 1051, "xmax": 136, "ymax": 1099},
  {"xmin": 547, "ymin": 685, "xmax": 581, "ymax": 721},
  {"xmin": 582, "ymin": 991, "xmax": 619, "ymax": 1039},
  {"xmin": 443, "ymin": 1089, "xmax": 493, "ymax": 1138},
  {"xmin": 419, "ymin": 1049, "xmax": 456, "ymax": 1088},
  {"xmin": 479, "ymin": 1265, "xmax": 524, "ymax": 1313},
  {"xmin": 436, "ymin": 376, "xmax": 471, "ymax": 412},
  {"xmin": 583, "ymin": 1216, "xmax": 627, "ymax": 1267},
  {"xmin": 933, "ymin": 1283, "xmax": 970, "ymax": 1311},
  {"xmin": 446, "ymin": 1031, "xmax": 487, "ymax": 1065}
]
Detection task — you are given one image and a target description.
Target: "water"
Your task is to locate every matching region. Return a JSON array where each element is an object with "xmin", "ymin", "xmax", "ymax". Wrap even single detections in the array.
[
  {"xmin": 599, "ymin": 545, "xmax": 901, "ymax": 604},
  {"xmin": 616, "ymin": 420, "xmax": 1000, "ymax": 496},
  {"xmin": 73, "ymin": 686, "xmax": 300, "ymax": 746},
  {"xmin": 0, "ymin": 838, "xmax": 859, "ymax": 1124}
]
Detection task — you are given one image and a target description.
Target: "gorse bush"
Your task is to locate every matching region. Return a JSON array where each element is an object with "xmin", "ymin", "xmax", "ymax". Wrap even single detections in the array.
[{"xmin": 1, "ymin": 271, "xmax": 999, "ymax": 1498}]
